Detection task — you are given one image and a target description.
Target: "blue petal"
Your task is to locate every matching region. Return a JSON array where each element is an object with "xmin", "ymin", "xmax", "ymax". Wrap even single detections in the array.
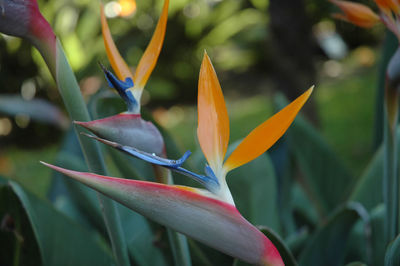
[
  {"xmin": 204, "ymin": 165, "xmax": 218, "ymax": 181},
  {"xmin": 176, "ymin": 167, "xmax": 220, "ymax": 192},
  {"xmin": 118, "ymin": 145, "xmax": 191, "ymax": 168},
  {"xmin": 99, "ymin": 64, "xmax": 138, "ymax": 112},
  {"xmin": 83, "ymin": 133, "xmax": 221, "ymax": 193},
  {"xmin": 117, "ymin": 145, "xmax": 220, "ymax": 192}
]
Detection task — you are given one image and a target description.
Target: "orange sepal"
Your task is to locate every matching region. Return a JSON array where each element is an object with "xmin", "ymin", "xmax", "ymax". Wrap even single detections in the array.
[
  {"xmin": 375, "ymin": 0, "xmax": 400, "ymax": 13},
  {"xmin": 197, "ymin": 52, "xmax": 230, "ymax": 173},
  {"xmin": 223, "ymin": 87, "xmax": 314, "ymax": 172},
  {"xmin": 330, "ymin": 0, "xmax": 380, "ymax": 28},
  {"xmin": 133, "ymin": 0, "xmax": 169, "ymax": 88},
  {"xmin": 100, "ymin": 4, "xmax": 133, "ymax": 81}
]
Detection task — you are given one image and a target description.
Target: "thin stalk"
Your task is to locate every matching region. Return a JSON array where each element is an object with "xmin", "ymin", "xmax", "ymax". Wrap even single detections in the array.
[{"xmin": 154, "ymin": 165, "xmax": 192, "ymax": 266}]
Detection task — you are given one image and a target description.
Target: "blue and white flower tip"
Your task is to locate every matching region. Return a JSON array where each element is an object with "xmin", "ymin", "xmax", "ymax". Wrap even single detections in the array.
[
  {"xmin": 83, "ymin": 133, "xmax": 220, "ymax": 193},
  {"xmin": 99, "ymin": 63, "xmax": 138, "ymax": 113}
]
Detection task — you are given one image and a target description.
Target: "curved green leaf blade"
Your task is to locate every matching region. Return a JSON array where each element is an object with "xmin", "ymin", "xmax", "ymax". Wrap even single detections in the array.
[
  {"xmin": 0, "ymin": 95, "xmax": 68, "ymax": 129},
  {"xmin": 345, "ymin": 204, "xmax": 384, "ymax": 266},
  {"xmin": 384, "ymin": 234, "xmax": 400, "ymax": 266},
  {"xmin": 8, "ymin": 181, "xmax": 113, "ymax": 266},
  {"xmin": 0, "ymin": 179, "xmax": 41, "ymax": 266},
  {"xmin": 259, "ymin": 226, "xmax": 298, "ymax": 266},
  {"xmin": 275, "ymin": 94, "xmax": 355, "ymax": 216},
  {"xmin": 118, "ymin": 204, "xmax": 168, "ymax": 266},
  {"xmin": 227, "ymin": 142, "xmax": 281, "ymax": 232},
  {"xmin": 298, "ymin": 203, "xmax": 367, "ymax": 266},
  {"xmin": 350, "ymin": 128, "xmax": 400, "ymax": 212},
  {"xmin": 350, "ymin": 148, "xmax": 384, "ymax": 211}
]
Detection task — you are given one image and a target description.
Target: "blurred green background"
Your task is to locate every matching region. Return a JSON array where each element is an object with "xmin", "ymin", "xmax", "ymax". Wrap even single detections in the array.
[{"xmin": 0, "ymin": 0, "xmax": 385, "ymax": 198}]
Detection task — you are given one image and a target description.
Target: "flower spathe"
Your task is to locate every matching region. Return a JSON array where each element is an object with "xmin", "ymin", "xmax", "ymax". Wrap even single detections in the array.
[
  {"xmin": 41, "ymin": 162, "xmax": 284, "ymax": 266},
  {"xmin": 75, "ymin": 114, "xmax": 165, "ymax": 156}
]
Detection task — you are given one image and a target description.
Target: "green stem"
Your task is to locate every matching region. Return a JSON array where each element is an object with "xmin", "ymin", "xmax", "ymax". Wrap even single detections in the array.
[
  {"xmin": 155, "ymin": 165, "xmax": 192, "ymax": 266},
  {"xmin": 13, "ymin": 220, "xmax": 22, "ymax": 266},
  {"xmin": 35, "ymin": 38, "xmax": 130, "ymax": 266},
  {"xmin": 383, "ymin": 52, "xmax": 400, "ymax": 244}
]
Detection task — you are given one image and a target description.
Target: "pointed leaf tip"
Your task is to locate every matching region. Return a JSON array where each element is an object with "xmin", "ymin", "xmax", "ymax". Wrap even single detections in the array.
[
  {"xmin": 133, "ymin": 0, "xmax": 169, "ymax": 90},
  {"xmin": 100, "ymin": 3, "xmax": 132, "ymax": 81},
  {"xmin": 197, "ymin": 53, "xmax": 230, "ymax": 175},
  {"xmin": 224, "ymin": 86, "xmax": 313, "ymax": 172}
]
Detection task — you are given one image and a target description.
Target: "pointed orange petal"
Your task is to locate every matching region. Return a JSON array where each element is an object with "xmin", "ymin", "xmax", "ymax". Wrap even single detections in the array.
[
  {"xmin": 224, "ymin": 87, "xmax": 313, "ymax": 172},
  {"xmin": 197, "ymin": 52, "xmax": 229, "ymax": 174},
  {"xmin": 330, "ymin": 0, "xmax": 380, "ymax": 28},
  {"xmin": 100, "ymin": 3, "xmax": 133, "ymax": 81},
  {"xmin": 133, "ymin": 0, "xmax": 169, "ymax": 89}
]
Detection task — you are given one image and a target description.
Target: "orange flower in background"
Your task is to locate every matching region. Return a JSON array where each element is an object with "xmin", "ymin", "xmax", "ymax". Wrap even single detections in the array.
[
  {"xmin": 330, "ymin": 0, "xmax": 380, "ymax": 27},
  {"xmin": 330, "ymin": 0, "xmax": 400, "ymax": 39},
  {"xmin": 375, "ymin": 0, "xmax": 400, "ymax": 12}
]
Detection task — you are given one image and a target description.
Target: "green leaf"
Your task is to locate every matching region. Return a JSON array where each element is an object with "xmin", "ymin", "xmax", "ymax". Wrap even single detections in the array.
[
  {"xmin": 259, "ymin": 226, "xmax": 298, "ymax": 266},
  {"xmin": 275, "ymin": 94, "xmax": 355, "ymax": 217},
  {"xmin": 232, "ymin": 226, "xmax": 297, "ymax": 266},
  {"xmin": 298, "ymin": 203, "xmax": 367, "ymax": 266},
  {"xmin": 1, "ymin": 180, "xmax": 113, "ymax": 266},
  {"xmin": 118, "ymin": 205, "xmax": 168, "ymax": 266},
  {"xmin": 0, "ymin": 180, "xmax": 41, "ymax": 266},
  {"xmin": 228, "ymin": 150, "xmax": 281, "ymax": 233},
  {"xmin": 47, "ymin": 129, "xmax": 104, "ymax": 231},
  {"xmin": 0, "ymin": 95, "xmax": 68, "ymax": 129},
  {"xmin": 373, "ymin": 31, "xmax": 398, "ymax": 149},
  {"xmin": 349, "ymin": 148, "xmax": 384, "ymax": 211},
  {"xmin": 350, "ymin": 128, "xmax": 400, "ymax": 211},
  {"xmin": 52, "ymin": 151, "xmax": 105, "ymax": 231},
  {"xmin": 286, "ymin": 228, "xmax": 309, "ymax": 257},
  {"xmin": 370, "ymin": 205, "xmax": 385, "ymax": 266},
  {"xmin": 384, "ymin": 234, "xmax": 400, "ymax": 266},
  {"xmin": 345, "ymin": 204, "xmax": 385, "ymax": 265},
  {"xmin": 167, "ymin": 229, "xmax": 192, "ymax": 266}
]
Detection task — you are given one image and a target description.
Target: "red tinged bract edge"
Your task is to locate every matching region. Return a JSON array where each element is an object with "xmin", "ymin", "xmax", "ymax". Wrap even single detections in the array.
[
  {"xmin": 75, "ymin": 113, "xmax": 165, "ymax": 156},
  {"xmin": 41, "ymin": 162, "xmax": 284, "ymax": 266}
]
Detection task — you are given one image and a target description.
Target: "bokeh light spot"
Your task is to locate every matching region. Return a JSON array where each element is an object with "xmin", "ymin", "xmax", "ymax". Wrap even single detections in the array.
[
  {"xmin": 15, "ymin": 114, "xmax": 30, "ymax": 129},
  {"xmin": 0, "ymin": 118, "xmax": 12, "ymax": 136},
  {"xmin": 21, "ymin": 79, "xmax": 36, "ymax": 101}
]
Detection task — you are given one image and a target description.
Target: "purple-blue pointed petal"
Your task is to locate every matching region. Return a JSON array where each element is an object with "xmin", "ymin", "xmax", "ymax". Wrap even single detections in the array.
[
  {"xmin": 84, "ymin": 133, "xmax": 220, "ymax": 192},
  {"xmin": 100, "ymin": 64, "xmax": 137, "ymax": 112}
]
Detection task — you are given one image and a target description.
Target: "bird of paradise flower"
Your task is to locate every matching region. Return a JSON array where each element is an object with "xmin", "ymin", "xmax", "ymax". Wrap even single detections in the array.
[{"xmin": 43, "ymin": 49, "xmax": 312, "ymax": 266}]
